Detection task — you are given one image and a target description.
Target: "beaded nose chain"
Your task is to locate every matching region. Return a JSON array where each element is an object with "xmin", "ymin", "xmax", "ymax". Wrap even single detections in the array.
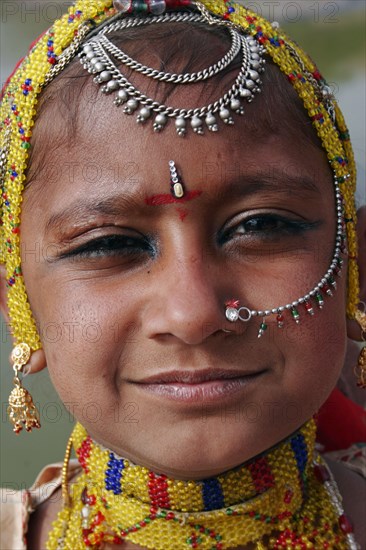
[{"xmin": 225, "ymin": 172, "xmax": 348, "ymax": 338}]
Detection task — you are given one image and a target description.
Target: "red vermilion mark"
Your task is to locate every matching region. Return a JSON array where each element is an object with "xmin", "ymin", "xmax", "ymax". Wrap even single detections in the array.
[
  {"xmin": 176, "ymin": 207, "xmax": 189, "ymax": 221},
  {"xmin": 145, "ymin": 190, "xmax": 202, "ymax": 206}
]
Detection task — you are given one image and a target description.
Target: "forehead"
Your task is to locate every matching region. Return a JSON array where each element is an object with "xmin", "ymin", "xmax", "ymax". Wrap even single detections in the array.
[{"xmin": 25, "ymin": 49, "xmax": 332, "ymax": 208}]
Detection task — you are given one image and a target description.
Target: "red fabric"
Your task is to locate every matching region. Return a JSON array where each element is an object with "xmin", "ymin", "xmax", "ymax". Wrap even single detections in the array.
[{"xmin": 317, "ymin": 388, "xmax": 366, "ymax": 452}]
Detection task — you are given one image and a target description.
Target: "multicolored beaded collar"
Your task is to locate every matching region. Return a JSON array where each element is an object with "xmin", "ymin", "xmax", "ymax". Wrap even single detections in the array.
[{"xmin": 46, "ymin": 419, "xmax": 358, "ymax": 549}]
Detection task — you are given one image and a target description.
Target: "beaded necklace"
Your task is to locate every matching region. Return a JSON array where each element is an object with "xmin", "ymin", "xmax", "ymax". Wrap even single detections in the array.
[{"xmin": 46, "ymin": 420, "xmax": 358, "ymax": 549}]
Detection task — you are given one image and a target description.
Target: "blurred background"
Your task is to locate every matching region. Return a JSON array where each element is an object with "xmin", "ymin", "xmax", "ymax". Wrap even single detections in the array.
[{"xmin": 1, "ymin": 0, "xmax": 365, "ymax": 489}]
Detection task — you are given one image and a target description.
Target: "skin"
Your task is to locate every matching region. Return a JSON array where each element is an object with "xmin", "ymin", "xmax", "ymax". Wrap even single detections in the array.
[{"xmin": 1, "ymin": 63, "xmax": 366, "ymax": 548}]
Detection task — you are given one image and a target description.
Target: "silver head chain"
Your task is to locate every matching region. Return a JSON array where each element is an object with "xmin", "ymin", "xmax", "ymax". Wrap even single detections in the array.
[{"xmin": 78, "ymin": 11, "xmax": 266, "ymax": 136}]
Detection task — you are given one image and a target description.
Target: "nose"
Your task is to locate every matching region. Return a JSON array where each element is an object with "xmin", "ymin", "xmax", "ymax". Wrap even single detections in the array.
[{"xmin": 143, "ymin": 251, "xmax": 232, "ymax": 345}]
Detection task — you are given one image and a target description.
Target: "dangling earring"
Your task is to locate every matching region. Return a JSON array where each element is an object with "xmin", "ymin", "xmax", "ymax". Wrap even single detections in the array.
[
  {"xmin": 7, "ymin": 343, "xmax": 41, "ymax": 433},
  {"xmin": 354, "ymin": 303, "xmax": 366, "ymax": 388}
]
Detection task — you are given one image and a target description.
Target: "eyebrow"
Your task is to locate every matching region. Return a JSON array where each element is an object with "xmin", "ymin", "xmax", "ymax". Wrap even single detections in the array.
[
  {"xmin": 213, "ymin": 171, "xmax": 323, "ymax": 203},
  {"xmin": 45, "ymin": 171, "xmax": 323, "ymax": 235}
]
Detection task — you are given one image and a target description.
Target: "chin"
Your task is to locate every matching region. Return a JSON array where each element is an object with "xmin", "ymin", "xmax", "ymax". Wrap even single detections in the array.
[{"xmin": 127, "ymin": 418, "xmax": 278, "ymax": 480}]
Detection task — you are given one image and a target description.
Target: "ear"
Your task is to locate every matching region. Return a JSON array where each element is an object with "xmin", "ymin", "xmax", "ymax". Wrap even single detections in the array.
[
  {"xmin": 347, "ymin": 205, "xmax": 366, "ymax": 340},
  {"xmin": 1, "ymin": 264, "xmax": 47, "ymax": 373}
]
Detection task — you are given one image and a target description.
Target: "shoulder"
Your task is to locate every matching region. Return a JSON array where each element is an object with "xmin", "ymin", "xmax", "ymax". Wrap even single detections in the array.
[
  {"xmin": 0, "ymin": 459, "xmax": 81, "ymax": 550},
  {"xmin": 27, "ymin": 484, "xmax": 63, "ymax": 550},
  {"xmin": 0, "ymin": 486, "xmax": 28, "ymax": 550},
  {"xmin": 326, "ymin": 457, "xmax": 366, "ymax": 548}
]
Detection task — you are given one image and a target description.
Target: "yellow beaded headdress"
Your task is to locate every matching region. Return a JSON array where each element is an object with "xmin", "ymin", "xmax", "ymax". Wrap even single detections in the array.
[{"xmin": 0, "ymin": 0, "xmax": 362, "ymax": 353}]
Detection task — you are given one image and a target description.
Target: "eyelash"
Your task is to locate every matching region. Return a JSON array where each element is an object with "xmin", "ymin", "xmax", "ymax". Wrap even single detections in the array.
[
  {"xmin": 220, "ymin": 214, "xmax": 316, "ymax": 244},
  {"xmin": 62, "ymin": 214, "xmax": 315, "ymax": 261},
  {"xmin": 62, "ymin": 235, "xmax": 152, "ymax": 259}
]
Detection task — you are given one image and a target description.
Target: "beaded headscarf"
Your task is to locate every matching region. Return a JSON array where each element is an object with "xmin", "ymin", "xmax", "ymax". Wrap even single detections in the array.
[{"xmin": 0, "ymin": 0, "xmax": 360, "ymax": 353}]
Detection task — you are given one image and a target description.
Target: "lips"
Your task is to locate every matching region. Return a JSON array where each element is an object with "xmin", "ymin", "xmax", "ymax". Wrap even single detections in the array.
[
  {"xmin": 135, "ymin": 368, "xmax": 263, "ymax": 384},
  {"xmin": 130, "ymin": 368, "xmax": 266, "ymax": 404}
]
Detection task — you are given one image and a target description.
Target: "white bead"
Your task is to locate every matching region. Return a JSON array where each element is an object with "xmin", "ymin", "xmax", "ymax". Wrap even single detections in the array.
[
  {"xmin": 139, "ymin": 107, "xmax": 151, "ymax": 119},
  {"xmin": 94, "ymin": 62, "xmax": 105, "ymax": 73},
  {"xmin": 113, "ymin": 0, "xmax": 131, "ymax": 12},
  {"xmin": 156, "ymin": 113, "xmax": 167, "ymax": 124},
  {"xmin": 219, "ymin": 108, "xmax": 230, "ymax": 120},
  {"xmin": 249, "ymin": 70, "xmax": 259, "ymax": 81},
  {"xmin": 100, "ymin": 71, "xmax": 112, "ymax": 82},
  {"xmin": 125, "ymin": 99, "xmax": 138, "ymax": 112},
  {"xmin": 175, "ymin": 117, "xmax": 186, "ymax": 129},
  {"xmin": 106, "ymin": 80, "xmax": 119, "ymax": 92},
  {"xmin": 117, "ymin": 89, "xmax": 128, "ymax": 102},
  {"xmin": 82, "ymin": 45, "xmax": 93, "ymax": 54},
  {"xmin": 226, "ymin": 308, "xmax": 239, "ymax": 322},
  {"xmin": 230, "ymin": 98, "xmax": 241, "ymax": 111},
  {"xmin": 149, "ymin": 0, "xmax": 166, "ymax": 14},
  {"xmin": 81, "ymin": 505, "xmax": 90, "ymax": 518},
  {"xmin": 191, "ymin": 115, "xmax": 202, "ymax": 129},
  {"xmin": 239, "ymin": 88, "xmax": 252, "ymax": 98}
]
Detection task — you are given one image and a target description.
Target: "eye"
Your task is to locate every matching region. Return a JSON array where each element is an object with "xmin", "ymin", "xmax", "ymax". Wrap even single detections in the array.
[
  {"xmin": 219, "ymin": 213, "xmax": 319, "ymax": 246},
  {"xmin": 59, "ymin": 234, "xmax": 154, "ymax": 261},
  {"xmin": 234, "ymin": 216, "xmax": 292, "ymax": 234}
]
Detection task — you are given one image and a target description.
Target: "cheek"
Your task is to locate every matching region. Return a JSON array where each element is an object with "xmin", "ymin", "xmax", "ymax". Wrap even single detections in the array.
[{"xmin": 273, "ymin": 274, "xmax": 347, "ymax": 415}]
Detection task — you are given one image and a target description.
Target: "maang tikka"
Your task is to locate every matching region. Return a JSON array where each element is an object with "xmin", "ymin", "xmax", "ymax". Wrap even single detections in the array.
[
  {"xmin": 169, "ymin": 160, "xmax": 185, "ymax": 198},
  {"xmin": 7, "ymin": 342, "xmax": 41, "ymax": 433}
]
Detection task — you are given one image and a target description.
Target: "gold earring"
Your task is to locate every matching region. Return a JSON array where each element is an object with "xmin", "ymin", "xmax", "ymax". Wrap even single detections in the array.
[
  {"xmin": 7, "ymin": 343, "xmax": 41, "ymax": 433},
  {"xmin": 354, "ymin": 305, "xmax": 366, "ymax": 389}
]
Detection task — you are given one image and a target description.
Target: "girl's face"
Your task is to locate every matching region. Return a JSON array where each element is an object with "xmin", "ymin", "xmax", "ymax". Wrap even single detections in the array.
[{"xmin": 20, "ymin": 87, "xmax": 347, "ymax": 479}]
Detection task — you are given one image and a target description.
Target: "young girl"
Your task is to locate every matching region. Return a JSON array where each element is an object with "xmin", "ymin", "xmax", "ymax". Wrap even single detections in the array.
[{"xmin": 1, "ymin": 0, "xmax": 365, "ymax": 548}]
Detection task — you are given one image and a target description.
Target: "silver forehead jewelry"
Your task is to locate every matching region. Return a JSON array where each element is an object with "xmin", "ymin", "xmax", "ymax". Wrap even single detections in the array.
[
  {"xmin": 224, "ymin": 173, "xmax": 348, "ymax": 338},
  {"xmin": 78, "ymin": 11, "xmax": 265, "ymax": 136},
  {"xmin": 169, "ymin": 161, "xmax": 185, "ymax": 198}
]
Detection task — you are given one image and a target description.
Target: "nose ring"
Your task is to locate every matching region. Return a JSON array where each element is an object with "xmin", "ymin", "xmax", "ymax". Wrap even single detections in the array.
[{"xmin": 225, "ymin": 300, "xmax": 252, "ymax": 323}]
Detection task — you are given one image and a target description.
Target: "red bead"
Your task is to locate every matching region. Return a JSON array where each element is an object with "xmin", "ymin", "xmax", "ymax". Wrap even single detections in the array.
[
  {"xmin": 88, "ymin": 494, "xmax": 96, "ymax": 505},
  {"xmin": 313, "ymin": 464, "xmax": 330, "ymax": 483},
  {"xmin": 113, "ymin": 536, "xmax": 123, "ymax": 544},
  {"xmin": 94, "ymin": 511, "xmax": 105, "ymax": 525},
  {"xmin": 338, "ymin": 513, "xmax": 354, "ymax": 534}
]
